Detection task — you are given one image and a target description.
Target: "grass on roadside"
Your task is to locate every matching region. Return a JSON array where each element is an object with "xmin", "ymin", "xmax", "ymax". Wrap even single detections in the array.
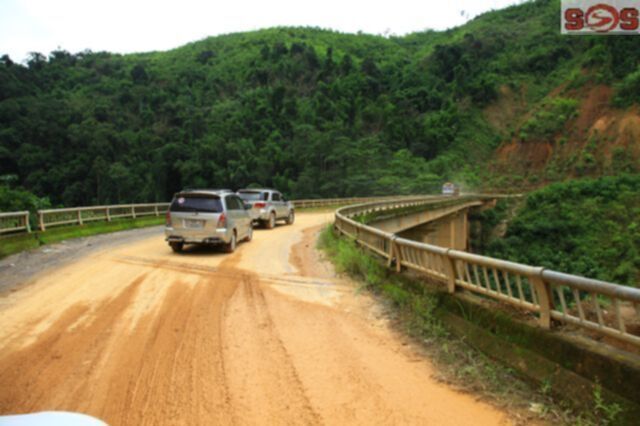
[
  {"xmin": 0, "ymin": 216, "xmax": 164, "ymax": 259},
  {"xmin": 318, "ymin": 225, "xmax": 616, "ymax": 426},
  {"xmin": 295, "ymin": 204, "xmax": 354, "ymax": 213}
]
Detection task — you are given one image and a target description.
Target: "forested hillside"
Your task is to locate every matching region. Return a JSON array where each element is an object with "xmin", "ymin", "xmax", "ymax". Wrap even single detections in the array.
[
  {"xmin": 1, "ymin": 0, "xmax": 639, "ymax": 208},
  {"xmin": 485, "ymin": 175, "xmax": 640, "ymax": 286}
]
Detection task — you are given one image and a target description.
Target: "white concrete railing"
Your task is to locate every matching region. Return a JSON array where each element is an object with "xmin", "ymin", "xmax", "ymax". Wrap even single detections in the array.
[
  {"xmin": 0, "ymin": 211, "xmax": 31, "ymax": 234},
  {"xmin": 0, "ymin": 195, "xmax": 409, "ymax": 234},
  {"xmin": 291, "ymin": 196, "xmax": 400, "ymax": 209},
  {"xmin": 36, "ymin": 203, "xmax": 171, "ymax": 231},
  {"xmin": 335, "ymin": 196, "xmax": 640, "ymax": 348}
]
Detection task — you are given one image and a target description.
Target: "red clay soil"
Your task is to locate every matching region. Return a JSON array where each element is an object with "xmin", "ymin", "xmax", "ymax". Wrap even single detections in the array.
[{"xmin": 491, "ymin": 83, "xmax": 640, "ymax": 181}]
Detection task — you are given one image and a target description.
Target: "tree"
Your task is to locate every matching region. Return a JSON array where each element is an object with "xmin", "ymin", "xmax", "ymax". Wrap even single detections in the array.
[{"xmin": 130, "ymin": 64, "xmax": 148, "ymax": 84}]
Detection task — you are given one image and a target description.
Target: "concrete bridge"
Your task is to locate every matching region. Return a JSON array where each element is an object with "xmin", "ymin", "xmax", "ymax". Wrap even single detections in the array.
[
  {"xmin": 367, "ymin": 198, "xmax": 494, "ymax": 251},
  {"xmin": 335, "ymin": 195, "xmax": 640, "ymax": 422}
]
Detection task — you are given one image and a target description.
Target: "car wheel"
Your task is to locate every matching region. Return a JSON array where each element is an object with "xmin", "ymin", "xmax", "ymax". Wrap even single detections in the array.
[
  {"xmin": 223, "ymin": 232, "xmax": 237, "ymax": 253},
  {"xmin": 265, "ymin": 212, "xmax": 276, "ymax": 229},
  {"xmin": 245, "ymin": 225, "xmax": 253, "ymax": 242},
  {"xmin": 285, "ymin": 210, "xmax": 295, "ymax": 225},
  {"xmin": 170, "ymin": 242, "xmax": 183, "ymax": 253}
]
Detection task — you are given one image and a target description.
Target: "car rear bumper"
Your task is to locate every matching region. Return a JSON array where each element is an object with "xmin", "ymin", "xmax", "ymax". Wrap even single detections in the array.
[
  {"xmin": 164, "ymin": 227, "xmax": 232, "ymax": 244},
  {"xmin": 253, "ymin": 209, "xmax": 272, "ymax": 221}
]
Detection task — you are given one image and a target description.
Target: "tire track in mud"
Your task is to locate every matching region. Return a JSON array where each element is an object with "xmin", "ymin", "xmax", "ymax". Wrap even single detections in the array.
[
  {"xmin": 0, "ymin": 273, "xmax": 147, "ymax": 413},
  {"xmin": 88, "ymin": 271, "xmax": 240, "ymax": 425},
  {"xmin": 0, "ymin": 264, "xmax": 242, "ymax": 425},
  {"xmin": 223, "ymin": 272, "xmax": 321, "ymax": 425}
]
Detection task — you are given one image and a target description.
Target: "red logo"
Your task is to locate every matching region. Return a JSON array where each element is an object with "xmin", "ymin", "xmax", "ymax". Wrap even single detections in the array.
[
  {"xmin": 586, "ymin": 4, "xmax": 619, "ymax": 32},
  {"xmin": 564, "ymin": 3, "xmax": 639, "ymax": 33}
]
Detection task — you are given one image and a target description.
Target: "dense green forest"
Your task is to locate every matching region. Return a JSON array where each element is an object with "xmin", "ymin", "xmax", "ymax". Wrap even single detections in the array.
[
  {"xmin": 1, "ymin": 0, "xmax": 639, "ymax": 209},
  {"xmin": 486, "ymin": 175, "xmax": 640, "ymax": 286}
]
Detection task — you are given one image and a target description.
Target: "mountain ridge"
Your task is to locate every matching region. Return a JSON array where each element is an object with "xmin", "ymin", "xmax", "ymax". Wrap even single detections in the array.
[{"xmin": 0, "ymin": 0, "xmax": 639, "ymax": 208}]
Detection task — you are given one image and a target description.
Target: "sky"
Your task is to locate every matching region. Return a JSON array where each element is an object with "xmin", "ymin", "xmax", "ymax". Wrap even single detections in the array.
[{"xmin": 0, "ymin": 0, "xmax": 523, "ymax": 63}]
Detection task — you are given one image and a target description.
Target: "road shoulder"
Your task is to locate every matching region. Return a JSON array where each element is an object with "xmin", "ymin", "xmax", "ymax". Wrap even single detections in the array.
[{"xmin": 0, "ymin": 226, "xmax": 163, "ymax": 295}]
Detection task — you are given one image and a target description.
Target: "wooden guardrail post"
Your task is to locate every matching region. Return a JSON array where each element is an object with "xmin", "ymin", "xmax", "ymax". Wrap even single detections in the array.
[
  {"xmin": 131, "ymin": 205, "xmax": 136, "ymax": 219},
  {"xmin": 77, "ymin": 209, "xmax": 83, "ymax": 225},
  {"xmin": 154, "ymin": 205, "xmax": 159, "ymax": 216},
  {"xmin": 106, "ymin": 207, "xmax": 111, "ymax": 222},
  {"xmin": 529, "ymin": 268, "xmax": 553, "ymax": 329}
]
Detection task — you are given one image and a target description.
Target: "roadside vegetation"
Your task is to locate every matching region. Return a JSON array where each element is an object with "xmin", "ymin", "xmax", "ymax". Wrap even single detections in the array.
[
  {"xmin": 0, "ymin": 179, "xmax": 51, "ymax": 213},
  {"xmin": 1, "ymin": 0, "xmax": 640, "ymax": 208},
  {"xmin": 485, "ymin": 175, "xmax": 640, "ymax": 287},
  {"xmin": 319, "ymin": 225, "xmax": 626, "ymax": 425}
]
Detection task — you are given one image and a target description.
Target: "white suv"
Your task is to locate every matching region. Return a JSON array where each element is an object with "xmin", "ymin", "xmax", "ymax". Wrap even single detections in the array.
[{"xmin": 237, "ymin": 188, "xmax": 295, "ymax": 229}]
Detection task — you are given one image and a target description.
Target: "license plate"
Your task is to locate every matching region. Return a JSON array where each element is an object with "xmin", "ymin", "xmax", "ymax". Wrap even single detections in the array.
[{"xmin": 184, "ymin": 219, "xmax": 204, "ymax": 228}]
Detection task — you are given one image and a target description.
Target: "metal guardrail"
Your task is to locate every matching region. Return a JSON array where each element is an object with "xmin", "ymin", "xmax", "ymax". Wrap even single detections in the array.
[
  {"xmin": 335, "ymin": 197, "xmax": 640, "ymax": 348},
  {"xmin": 0, "ymin": 211, "xmax": 31, "ymax": 234}
]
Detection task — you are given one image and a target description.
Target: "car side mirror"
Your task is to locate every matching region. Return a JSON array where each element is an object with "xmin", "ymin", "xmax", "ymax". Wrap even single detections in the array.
[{"xmin": 244, "ymin": 203, "xmax": 252, "ymax": 210}]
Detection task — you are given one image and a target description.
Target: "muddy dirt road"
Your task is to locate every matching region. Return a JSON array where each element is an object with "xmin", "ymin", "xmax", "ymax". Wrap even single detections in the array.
[{"xmin": 0, "ymin": 213, "xmax": 508, "ymax": 425}]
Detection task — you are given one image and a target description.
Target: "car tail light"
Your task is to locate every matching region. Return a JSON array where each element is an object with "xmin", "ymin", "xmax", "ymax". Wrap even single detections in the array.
[
  {"xmin": 254, "ymin": 202, "xmax": 266, "ymax": 208},
  {"xmin": 165, "ymin": 211, "xmax": 171, "ymax": 226},
  {"xmin": 217, "ymin": 213, "xmax": 227, "ymax": 228}
]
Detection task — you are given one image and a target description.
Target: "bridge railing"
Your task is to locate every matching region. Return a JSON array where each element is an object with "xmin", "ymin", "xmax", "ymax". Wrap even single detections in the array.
[
  {"xmin": 335, "ymin": 197, "xmax": 640, "ymax": 348},
  {"xmin": 0, "ymin": 211, "xmax": 31, "ymax": 234},
  {"xmin": 291, "ymin": 196, "xmax": 400, "ymax": 209},
  {"xmin": 36, "ymin": 203, "xmax": 171, "ymax": 231},
  {"xmin": 0, "ymin": 195, "xmax": 411, "ymax": 235}
]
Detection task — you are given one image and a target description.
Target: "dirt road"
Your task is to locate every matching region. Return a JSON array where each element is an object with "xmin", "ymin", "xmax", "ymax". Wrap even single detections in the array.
[{"xmin": 0, "ymin": 213, "xmax": 508, "ymax": 425}]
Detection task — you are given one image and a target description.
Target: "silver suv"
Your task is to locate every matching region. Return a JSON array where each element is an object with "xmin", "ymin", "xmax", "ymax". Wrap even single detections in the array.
[
  {"xmin": 165, "ymin": 190, "xmax": 253, "ymax": 253},
  {"xmin": 237, "ymin": 188, "xmax": 295, "ymax": 229}
]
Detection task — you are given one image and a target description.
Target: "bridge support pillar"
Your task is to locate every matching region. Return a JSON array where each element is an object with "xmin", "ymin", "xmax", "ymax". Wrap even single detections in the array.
[
  {"xmin": 399, "ymin": 209, "xmax": 471, "ymax": 251},
  {"xmin": 444, "ymin": 210, "xmax": 469, "ymax": 251}
]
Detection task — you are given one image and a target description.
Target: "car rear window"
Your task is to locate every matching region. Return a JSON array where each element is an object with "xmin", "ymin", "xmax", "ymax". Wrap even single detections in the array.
[
  {"xmin": 170, "ymin": 195, "xmax": 223, "ymax": 213},
  {"xmin": 238, "ymin": 191, "xmax": 268, "ymax": 201}
]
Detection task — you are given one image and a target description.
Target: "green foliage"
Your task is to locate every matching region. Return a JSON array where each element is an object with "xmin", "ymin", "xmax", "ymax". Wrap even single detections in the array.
[
  {"xmin": 609, "ymin": 147, "xmax": 638, "ymax": 174},
  {"xmin": 469, "ymin": 198, "xmax": 515, "ymax": 253},
  {"xmin": 0, "ymin": 182, "xmax": 50, "ymax": 212},
  {"xmin": 519, "ymin": 97, "xmax": 579, "ymax": 142},
  {"xmin": 613, "ymin": 66, "xmax": 640, "ymax": 107},
  {"xmin": 375, "ymin": 150, "xmax": 441, "ymax": 195},
  {"xmin": 317, "ymin": 225, "xmax": 387, "ymax": 288},
  {"xmin": 593, "ymin": 383, "xmax": 623, "ymax": 426},
  {"xmin": 0, "ymin": 0, "xmax": 638, "ymax": 206},
  {"xmin": 488, "ymin": 175, "xmax": 640, "ymax": 286}
]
